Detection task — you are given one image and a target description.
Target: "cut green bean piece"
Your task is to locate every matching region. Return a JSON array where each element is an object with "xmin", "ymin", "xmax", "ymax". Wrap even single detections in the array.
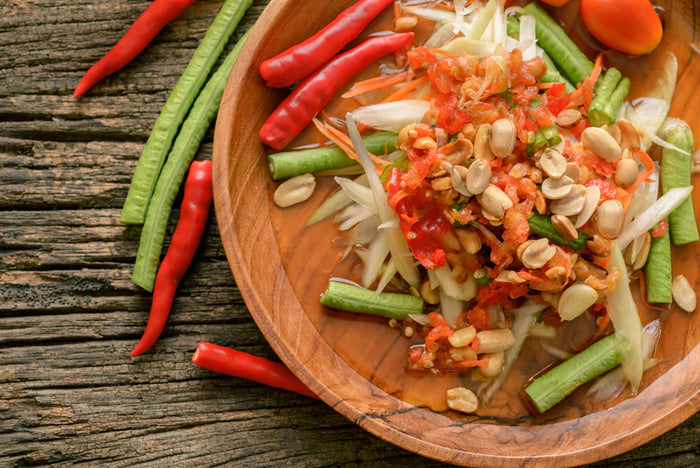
[
  {"xmin": 588, "ymin": 68, "xmax": 622, "ymax": 126},
  {"xmin": 528, "ymin": 213, "xmax": 588, "ymax": 250},
  {"xmin": 523, "ymin": 2, "xmax": 593, "ymax": 85},
  {"xmin": 525, "ymin": 334, "xmax": 621, "ymax": 413},
  {"xmin": 131, "ymin": 30, "xmax": 250, "ymax": 291},
  {"xmin": 527, "ymin": 125, "xmax": 562, "ymax": 156},
  {"xmin": 320, "ymin": 280, "xmax": 424, "ymax": 320},
  {"xmin": 541, "ymin": 52, "xmax": 575, "ymax": 92},
  {"xmin": 121, "ymin": 0, "xmax": 253, "ymax": 225},
  {"xmin": 645, "ymin": 230, "xmax": 672, "ymax": 303},
  {"xmin": 662, "ymin": 122, "xmax": 699, "ymax": 245},
  {"xmin": 267, "ymin": 132, "xmax": 397, "ymax": 180}
]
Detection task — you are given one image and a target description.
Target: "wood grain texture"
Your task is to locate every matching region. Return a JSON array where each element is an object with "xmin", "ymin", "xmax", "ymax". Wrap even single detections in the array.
[{"xmin": 1, "ymin": 0, "xmax": 697, "ymax": 466}]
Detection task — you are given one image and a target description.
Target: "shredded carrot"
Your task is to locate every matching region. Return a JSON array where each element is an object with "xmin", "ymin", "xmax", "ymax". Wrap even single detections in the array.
[
  {"xmin": 626, "ymin": 148, "xmax": 656, "ymax": 195},
  {"xmin": 595, "ymin": 310, "xmax": 611, "ymax": 335},
  {"xmin": 312, "ymin": 119, "xmax": 389, "ymax": 169},
  {"xmin": 568, "ymin": 53, "xmax": 604, "ymax": 109},
  {"xmin": 342, "ymin": 71, "xmax": 413, "ymax": 98},
  {"xmin": 381, "ymin": 75, "xmax": 429, "ymax": 103}
]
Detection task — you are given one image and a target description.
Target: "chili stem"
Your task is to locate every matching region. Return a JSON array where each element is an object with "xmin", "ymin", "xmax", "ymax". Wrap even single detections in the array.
[
  {"xmin": 121, "ymin": 0, "xmax": 252, "ymax": 225},
  {"xmin": 662, "ymin": 122, "xmax": 699, "ymax": 245},
  {"xmin": 645, "ymin": 230, "xmax": 672, "ymax": 304},
  {"xmin": 527, "ymin": 213, "xmax": 588, "ymax": 250},
  {"xmin": 192, "ymin": 342, "xmax": 318, "ymax": 399},
  {"xmin": 522, "ymin": 2, "xmax": 593, "ymax": 85},
  {"xmin": 588, "ymin": 67, "xmax": 622, "ymax": 126},
  {"xmin": 132, "ymin": 30, "xmax": 251, "ymax": 291},
  {"xmin": 268, "ymin": 132, "xmax": 397, "ymax": 180},
  {"xmin": 524, "ymin": 334, "xmax": 622, "ymax": 413},
  {"xmin": 320, "ymin": 280, "xmax": 424, "ymax": 319}
]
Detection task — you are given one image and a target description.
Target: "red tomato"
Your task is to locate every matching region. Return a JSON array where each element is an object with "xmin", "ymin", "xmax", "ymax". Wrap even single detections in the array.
[{"xmin": 580, "ymin": 0, "xmax": 663, "ymax": 55}]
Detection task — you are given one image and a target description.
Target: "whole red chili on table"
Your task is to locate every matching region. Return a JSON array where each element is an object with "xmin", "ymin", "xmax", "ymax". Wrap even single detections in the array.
[
  {"xmin": 259, "ymin": 32, "xmax": 414, "ymax": 150},
  {"xmin": 192, "ymin": 342, "xmax": 318, "ymax": 399},
  {"xmin": 259, "ymin": 0, "xmax": 394, "ymax": 88},
  {"xmin": 130, "ymin": 159, "xmax": 212, "ymax": 357},
  {"xmin": 74, "ymin": 0, "xmax": 197, "ymax": 97}
]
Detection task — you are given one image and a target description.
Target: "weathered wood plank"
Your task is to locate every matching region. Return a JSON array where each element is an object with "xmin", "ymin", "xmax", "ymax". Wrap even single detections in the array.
[{"xmin": 0, "ymin": 0, "xmax": 696, "ymax": 466}]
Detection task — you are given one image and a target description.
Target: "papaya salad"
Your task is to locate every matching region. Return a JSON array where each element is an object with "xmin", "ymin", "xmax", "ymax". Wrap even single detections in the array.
[{"xmin": 259, "ymin": 0, "xmax": 698, "ymax": 414}]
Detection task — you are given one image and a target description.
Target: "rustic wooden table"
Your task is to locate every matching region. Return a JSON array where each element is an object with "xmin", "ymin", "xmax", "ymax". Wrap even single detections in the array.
[{"xmin": 1, "ymin": 0, "xmax": 698, "ymax": 466}]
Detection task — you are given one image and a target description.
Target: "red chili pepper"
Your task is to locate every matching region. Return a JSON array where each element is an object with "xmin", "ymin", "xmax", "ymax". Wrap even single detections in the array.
[
  {"xmin": 192, "ymin": 342, "xmax": 318, "ymax": 399},
  {"xmin": 259, "ymin": 32, "xmax": 414, "ymax": 150},
  {"xmin": 130, "ymin": 160, "xmax": 212, "ymax": 357},
  {"xmin": 74, "ymin": 0, "xmax": 197, "ymax": 97},
  {"xmin": 259, "ymin": 0, "xmax": 394, "ymax": 88}
]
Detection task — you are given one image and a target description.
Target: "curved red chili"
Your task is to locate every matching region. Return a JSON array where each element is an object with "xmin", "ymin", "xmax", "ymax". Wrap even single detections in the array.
[
  {"xmin": 74, "ymin": 0, "xmax": 197, "ymax": 97},
  {"xmin": 192, "ymin": 342, "xmax": 318, "ymax": 399},
  {"xmin": 259, "ymin": 32, "xmax": 414, "ymax": 150},
  {"xmin": 130, "ymin": 160, "xmax": 212, "ymax": 357},
  {"xmin": 259, "ymin": 0, "xmax": 394, "ymax": 88}
]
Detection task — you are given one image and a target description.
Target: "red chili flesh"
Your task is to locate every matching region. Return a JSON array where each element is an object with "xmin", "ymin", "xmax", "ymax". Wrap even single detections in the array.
[
  {"xmin": 130, "ymin": 160, "xmax": 212, "ymax": 357},
  {"xmin": 192, "ymin": 342, "xmax": 318, "ymax": 399},
  {"xmin": 259, "ymin": 32, "xmax": 414, "ymax": 150},
  {"xmin": 74, "ymin": 0, "xmax": 196, "ymax": 97},
  {"xmin": 259, "ymin": 0, "xmax": 394, "ymax": 88}
]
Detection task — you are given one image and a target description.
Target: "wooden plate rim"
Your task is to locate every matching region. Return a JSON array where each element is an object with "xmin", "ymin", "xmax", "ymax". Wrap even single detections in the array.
[{"xmin": 211, "ymin": 1, "xmax": 700, "ymax": 466}]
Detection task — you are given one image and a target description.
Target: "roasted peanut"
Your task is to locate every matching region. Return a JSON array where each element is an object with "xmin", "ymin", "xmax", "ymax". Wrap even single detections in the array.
[
  {"xmin": 466, "ymin": 159, "xmax": 491, "ymax": 195},
  {"xmin": 558, "ymin": 283, "xmax": 599, "ymax": 321},
  {"xmin": 614, "ymin": 157, "xmax": 639, "ymax": 188},
  {"xmin": 582, "ymin": 126, "xmax": 622, "ymax": 162},
  {"xmin": 478, "ymin": 352, "xmax": 504, "ymax": 378},
  {"xmin": 521, "ymin": 238, "xmax": 557, "ymax": 269},
  {"xmin": 541, "ymin": 175, "xmax": 574, "ymax": 200},
  {"xmin": 414, "ymin": 136, "xmax": 438, "ymax": 150},
  {"xmin": 585, "ymin": 234, "xmax": 611, "ymax": 257},
  {"xmin": 420, "ymin": 280, "xmax": 440, "ymax": 305},
  {"xmin": 489, "ymin": 118, "xmax": 516, "ymax": 158},
  {"xmin": 672, "ymin": 274, "xmax": 696, "ymax": 312},
  {"xmin": 448, "ymin": 325, "xmax": 477, "ymax": 348},
  {"xmin": 550, "ymin": 184, "xmax": 586, "ymax": 216},
  {"xmin": 573, "ymin": 185, "xmax": 601, "ymax": 228},
  {"xmin": 273, "ymin": 173, "xmax": 316, "ymax": 207},
  {"xmin": 394, "ymin": 15, "xmax": 418, "ymax": 31},
  {"xmin": 555, "ymin": 108, "xmax": 582, "ymax": 128},
  {"xmin": 545, "ymin": 266, "xmax": 568, "ymax": 286},
  {"xmin": 474, "ymin": 123, "xmax": 495, "ymax": 160},
  {"xmin": 475, "ymin": 328, "xmax": 516, "ymax": 353},
  {"xmin": 477, "ymin": 184, "xmax": 513, "ymax": 218},
  {"xmin": 594, "ymin": 199, "xmax": 624, "ymax": 239},
  {"xmin": 455, "ymin": 229, "xmax": 482, "ymax": 254},
  {"xmin": 539, "ymin": 148, "xmax": 567, "ymax": 178},
  {"xmin": 617, "ymin": 118, "xmax": 641, "ymax": 151},
  {"xmin": 551, "ymin": 214, "xmax": 578, "ymax": 241},
  {"xmin": 535, "ymin": 190, "xmax": 548, "ymax": 215},
  {"xmin": 446, "ymin": 387, "xmax": 479, "ymax": 413},
  {"xmin": 431, "ymin": 176, "xmax": 452, "ymax": 191}
]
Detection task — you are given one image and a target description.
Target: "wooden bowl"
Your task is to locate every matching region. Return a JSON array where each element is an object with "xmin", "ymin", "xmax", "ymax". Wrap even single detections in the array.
[{"xmin": 212, "ymin": 1, "xmax": 699, "ymax": 465}]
